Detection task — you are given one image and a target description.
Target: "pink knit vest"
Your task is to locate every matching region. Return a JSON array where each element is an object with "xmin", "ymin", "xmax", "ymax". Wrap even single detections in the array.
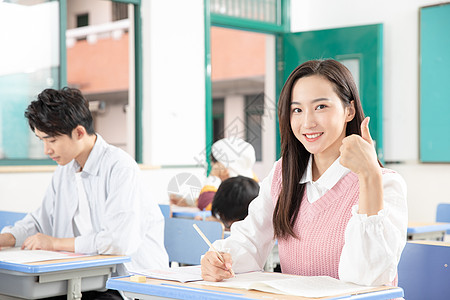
[{"xmin": 270, "ymin": 159, "xmax": 398, "ymax": 287}]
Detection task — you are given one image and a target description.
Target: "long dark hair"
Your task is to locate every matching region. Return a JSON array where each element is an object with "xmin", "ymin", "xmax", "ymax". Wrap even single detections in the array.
[{"xmin": 273, "ymin": 59, "xmax": 365, "ymax": 239}]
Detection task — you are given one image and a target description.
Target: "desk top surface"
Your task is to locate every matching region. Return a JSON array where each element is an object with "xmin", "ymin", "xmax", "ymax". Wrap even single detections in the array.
[
  {"xmin": 407, "ymin": 222, "xmax": 450, "ymax": 233},
  {"xmin": 172, "ymin": 210, "xmax": 212, "ymax": 218},
  {"xmin": 0, "ymin": 254, "xmax": 130, "ymax": 274},
  {"xmin": 107, "ymin": 276, "xmax": 403, "ymax": 300}
]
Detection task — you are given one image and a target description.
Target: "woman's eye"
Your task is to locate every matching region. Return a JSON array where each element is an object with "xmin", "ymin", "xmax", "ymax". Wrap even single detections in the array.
[
  {"xmin": 316, "ymin": 104, "xmax": 327, "ymax": 110},
  {"xmin": 292, "ymin": 108, "xmax": 302, "ymax": 113}
]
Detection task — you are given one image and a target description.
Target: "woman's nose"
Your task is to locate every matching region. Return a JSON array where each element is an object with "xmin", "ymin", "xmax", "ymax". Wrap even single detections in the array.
[{"xmin": 303, "ymin": 111, "xmax": 316, "ymax": 128}]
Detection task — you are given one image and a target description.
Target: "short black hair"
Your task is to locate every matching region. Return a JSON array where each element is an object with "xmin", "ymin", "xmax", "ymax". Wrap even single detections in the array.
[
  {"xmin": 24, "ymin": 87, "xmax": 95, "ymax": 137},
  {"xmin": 211, "ymin": 176, "xmax": 260, "ymax": 225}
]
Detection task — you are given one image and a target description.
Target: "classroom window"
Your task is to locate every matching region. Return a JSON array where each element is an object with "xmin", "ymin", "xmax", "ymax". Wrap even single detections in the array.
[
  {"xmin": 0, "ymin": 0, "xmax": 142, "ymax": 165},
  {"xmin": 0, "ymin": 0, "xmax": 60, "ymax": 162}
]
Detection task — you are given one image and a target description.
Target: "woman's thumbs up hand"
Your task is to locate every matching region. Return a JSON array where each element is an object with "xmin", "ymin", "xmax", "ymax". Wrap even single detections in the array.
[{"xmin": 339, "ymin": 117, "xmax": 380, "ymax": 176}]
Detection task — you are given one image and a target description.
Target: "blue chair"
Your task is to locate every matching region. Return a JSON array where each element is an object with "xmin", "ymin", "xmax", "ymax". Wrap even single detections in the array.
[
  {"xmin": 164, "ymin": 217, "xmax": 224, "ymax": 265},
  {"xmin": 0, "ymin": 210, "xmax": 27, "ymax": 231},
  {"xmin": 398, "ymin": 241, "xmax": 450, "ymax": 300},
  {"xmin": 158, "ymin": 204, "xmax": 171, "ymax": 218},
  {"xmin": 436, "ymin": 203, "xmax": 450, "ymax": 234}
]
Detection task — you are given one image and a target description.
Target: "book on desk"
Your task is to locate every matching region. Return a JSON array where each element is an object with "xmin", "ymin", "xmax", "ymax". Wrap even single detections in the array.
[{"xmin": 107, "ymin": 269, "xmax": 404, "ymax": 299}]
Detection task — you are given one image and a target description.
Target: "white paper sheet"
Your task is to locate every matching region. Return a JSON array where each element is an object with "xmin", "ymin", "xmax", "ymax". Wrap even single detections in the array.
[
  {"xmin": 0, "ymin": 247, "xmax": 89, "ymax": 263},
  {"xmin": 194, "ymin": 271, "xmax": 377, "ymax": 298},
  {"xmin": 133, "ymin": 265, "xmax": 203, "ymax": 283}
]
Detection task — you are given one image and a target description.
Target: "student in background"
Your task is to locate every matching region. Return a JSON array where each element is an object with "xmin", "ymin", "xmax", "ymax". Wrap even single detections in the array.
[
  {"xmin": 210, "ymin": 175, "xmax": 260, "ymax": 230},
  {"xmin": 0, "ymin": 87, "xmax": 168, "ymax": 300},
  {"xmin": 197, "ymin": 137, "xmax": 258, "ymax": 211},
  {"xmin": 201, "ymin": 60, "xmax": 408, "ymax": 287},
  {"xmin": 169, "ymin": 137, "xmax": 258, "ymax": 210}
]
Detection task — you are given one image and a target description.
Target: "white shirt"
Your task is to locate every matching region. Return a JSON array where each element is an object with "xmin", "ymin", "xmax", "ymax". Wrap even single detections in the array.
[
  {"xmin": 213, "ymin": 159, "xmax": 408, "ymax": 286},
  {"xmin": 300, "ymin": 156, "xmax": 350, "ymax": 204},
  {"xmin": 73, "ymin": 172, "xmax": 93, "ymax": 236},
  {"xmin": 3, "ymin": 134, "xmax": 169, "ymax": 274}
]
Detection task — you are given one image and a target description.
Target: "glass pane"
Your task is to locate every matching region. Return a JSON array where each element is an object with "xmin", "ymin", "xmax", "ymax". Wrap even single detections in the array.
[
  {"xmin": 66, "ymin": 0, "xmax": 134, "ymax": 156},
  {"xmin": 211, "ymin": 0, "xmax": 278, "ymax": 24},
  {"xmin": 246, "ymin": 94, "xmax": 264, "ymax": 162},
  {"xmin": 0, "ymin": 0, "xmax": 59, "ymax": 161},
  {"xmin": 339, "ymin": 58, "xmax": 360, "ymax": 93},
  {"xmin": 212, "ymin": 98, "xmax": 225, "ymax": 142}
]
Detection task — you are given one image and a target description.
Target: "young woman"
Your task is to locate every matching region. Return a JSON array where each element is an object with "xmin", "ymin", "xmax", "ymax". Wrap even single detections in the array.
[{"xmin": 200, "ymin": 60, "xmax": 407, "ymax": 287}]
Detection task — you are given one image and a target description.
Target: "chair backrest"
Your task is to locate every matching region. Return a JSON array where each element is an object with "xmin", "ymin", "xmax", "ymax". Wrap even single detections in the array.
[
  {"xmin": 164, "ymin": 217, "xmax": 224, "ymax": 265},
  {"xmin": 436, "ymin": 203, "xmax": 450, "ymax": 222},
  {"xmin": 158, "ymin": 204, "xmax": 171, "ymax": 218},
  {"xmin": 398, "ymin": 241, "xmax": 450, "ymax": 300},
  {"xmin": 436, "ymin": 203, "xmax": 450, "ymax": 234},
  {"xmin": 0, "ymin": 210, "xmax": 27, "ymax": 231}
]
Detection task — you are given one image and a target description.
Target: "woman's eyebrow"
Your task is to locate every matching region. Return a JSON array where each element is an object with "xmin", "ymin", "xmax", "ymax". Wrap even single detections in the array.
[{"xmin": 291, "ymin": 97, "xmax": 331, "ymax": 105}]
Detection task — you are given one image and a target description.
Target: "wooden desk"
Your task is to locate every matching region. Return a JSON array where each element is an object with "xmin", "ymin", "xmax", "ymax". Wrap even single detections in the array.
[
  {"xmin": 106, "ymin": 276, "xmax": 404, "ymax": 300},
  {"xmin": 407, "ymin": 222, "xmax": 450, "ymax": 241},
  {"xmin": 0, "ymin": 254, "xmax": 130, "ymax": 300}
]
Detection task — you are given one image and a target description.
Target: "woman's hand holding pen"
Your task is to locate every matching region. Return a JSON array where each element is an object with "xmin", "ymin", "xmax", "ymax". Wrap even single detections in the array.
[
  {"xmin": 340, "ymin": 117, "xmax": 383, "ymax": 216},
  {"xmin": 201, "ymin": 251, "xmax": 234, "ymax": 282}
]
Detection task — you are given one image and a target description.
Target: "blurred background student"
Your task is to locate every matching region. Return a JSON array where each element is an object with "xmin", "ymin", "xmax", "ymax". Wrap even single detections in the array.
[
  {"xmin": 170, "ymin": 137, "xmax": 258, "ymax": 210},
  {"xmin": 210, "ymin": 175, "xmax": 260, "ymax": 230},
  {"xmin": 197, "ymin": 137, "xmax": 258, "ymax": 211}
]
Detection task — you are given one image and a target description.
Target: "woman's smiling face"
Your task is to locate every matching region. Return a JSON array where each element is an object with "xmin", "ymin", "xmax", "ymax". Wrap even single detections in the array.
[{"xmin": 290, "ymin": 75, "xmax": 355, "ymax": 160}]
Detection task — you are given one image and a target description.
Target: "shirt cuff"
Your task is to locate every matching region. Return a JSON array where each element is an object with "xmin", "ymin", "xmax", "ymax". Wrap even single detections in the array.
[
  {"xmin": 351, "ymin": 205, "xmax": 389, "ymax": 224},
  {"xmin": 2, "ymin": 226, "xmax": 26, "ymax": 247}
]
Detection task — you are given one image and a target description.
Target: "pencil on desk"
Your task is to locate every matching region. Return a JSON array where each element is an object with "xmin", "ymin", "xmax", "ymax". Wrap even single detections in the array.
[{"xmin": 192, "ymin": 223, "xmax": 235, "ymax": 277}]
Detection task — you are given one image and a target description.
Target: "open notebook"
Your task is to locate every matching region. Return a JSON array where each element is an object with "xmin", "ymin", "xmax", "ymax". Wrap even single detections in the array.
[
  {"xmin": 194, "ymin": 271, "xmax": 379, "ymax": 298},
  {"xmin": 0, "ymin": 247, "xmax": 90, "ymax": 264}
]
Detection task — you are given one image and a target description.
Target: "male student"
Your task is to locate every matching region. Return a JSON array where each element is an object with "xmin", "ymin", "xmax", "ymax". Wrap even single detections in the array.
[{"xmin": 0, "ymin": 87, "xmax": 168, "ymax": 299}]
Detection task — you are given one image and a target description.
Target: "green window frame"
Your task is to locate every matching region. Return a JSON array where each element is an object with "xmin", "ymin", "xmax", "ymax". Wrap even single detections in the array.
[{"xmin": 204, "ymin": 0, "xmax": 290, "ymax": 169}]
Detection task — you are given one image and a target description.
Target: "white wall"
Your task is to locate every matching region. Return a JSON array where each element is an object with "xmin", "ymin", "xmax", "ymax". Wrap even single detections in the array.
[
  {"xmin": 291, "ymin": 0, "xmax": 450, "ymax": 222},
  {"xmin": 0, "ymin": 171, "xmax": 52, "ymax": 212},
  {"xmin": 142, "ymin": 0, "xmax": 206, "ymax": 166}
]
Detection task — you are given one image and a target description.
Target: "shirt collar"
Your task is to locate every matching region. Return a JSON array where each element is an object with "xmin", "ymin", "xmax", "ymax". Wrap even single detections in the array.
[
  {"xmin": 300, "ymin": 155, "xmax": 350, "ymax": 190},
  {"xmin": 73, "ymin": 134, "xmax": 105, "ymax": 176}
]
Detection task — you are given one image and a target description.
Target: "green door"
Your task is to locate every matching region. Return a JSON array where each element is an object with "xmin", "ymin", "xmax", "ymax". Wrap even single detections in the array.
[{"xmin": 278, "ymin": 24, "xmax": 383, "ymax": 161}]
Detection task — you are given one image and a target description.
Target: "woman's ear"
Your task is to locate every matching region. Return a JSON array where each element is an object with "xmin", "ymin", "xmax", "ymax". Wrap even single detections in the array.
[{"xmin": 346, "ymin": 100, "xmax": 356, "ymax": 122}]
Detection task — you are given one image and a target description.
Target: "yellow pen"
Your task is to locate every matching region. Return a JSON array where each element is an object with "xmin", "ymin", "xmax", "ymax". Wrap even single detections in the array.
[{"xmin": 192, "ymin": 224, "xmax": 235, "ymax": 277}]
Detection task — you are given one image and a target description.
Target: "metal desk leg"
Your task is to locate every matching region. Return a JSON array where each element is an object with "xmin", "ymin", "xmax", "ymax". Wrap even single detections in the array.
[{"xmin": 67, "ymin": 277, "xmax": 82, "ymax": 300}]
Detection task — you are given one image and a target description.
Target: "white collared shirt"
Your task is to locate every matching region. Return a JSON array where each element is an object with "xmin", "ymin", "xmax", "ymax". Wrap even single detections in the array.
[
  {"xmin": 300, "ymin": 156, "xmax": 350, "ymax": 204},
  {"xmin": 3, "ymin": 134, "xmax": 169, "ymax": 274},
  {"xmin": 73, "ymin": 172, "xmax": 93, "ymax": 236}
]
